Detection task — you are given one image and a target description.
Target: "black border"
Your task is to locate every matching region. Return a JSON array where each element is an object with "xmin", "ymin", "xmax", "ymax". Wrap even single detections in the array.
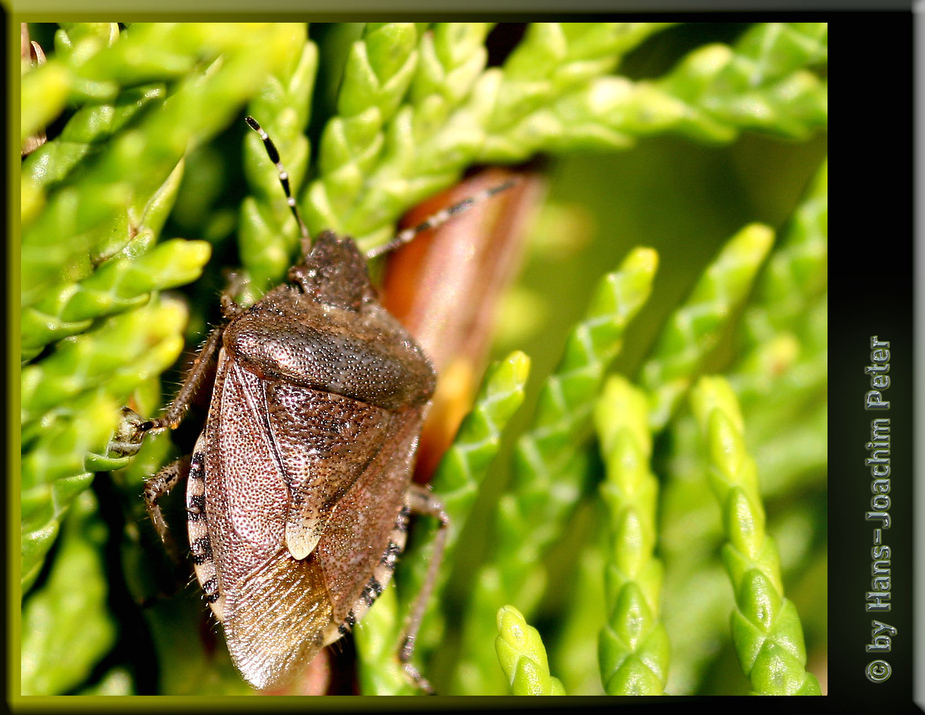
[{"xmin": 828, "ymin": 11, "xmax": 918, "ymax": 714}]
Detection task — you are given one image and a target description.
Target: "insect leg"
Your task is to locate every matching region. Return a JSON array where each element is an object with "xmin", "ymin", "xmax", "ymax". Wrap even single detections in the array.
[
  {"xmin": 143, "ymin": 454, "xmax": 192, "ymax": 564},
  {"xmin": 140, "ymin": 324, "xmax": 225, "ymax": 434},
  {"xmin": 106, "ymin": 323, "xmax": 223, "ymax": 469},
  {"xmin": 107, "ymin": 406, "xmax": 149, "ymax": 458},
  {"xmin": 399, "ymin": 484, "xmax": 450, "ymax": 693},
  {"xmin": 219, "ymin": 270, "xmax": 251, "ymax": 320},
  {"xmin": 153, "ymin": 260, "xmax": 260, "ymax": 433}
]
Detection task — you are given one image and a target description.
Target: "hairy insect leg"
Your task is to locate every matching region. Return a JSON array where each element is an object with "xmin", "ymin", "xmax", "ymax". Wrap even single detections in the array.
[
  {"xmin": 141, "ymin": 325, "xmax": 225, "ymax": 434},
  {"xmin": 399, "ymin": 484, "xmax": 450, "ymax": 694},
  {"xmin": 219, "ymin": 269, "xmax": 252, "ymax": 320},
  {"xmin": 143, "ymin": 454, "xmax": 192, "ymax": 564},
  {"xmin": 107, "ymin": 326, "xmax": 226, "ymax": 454},
  {"xmin": 110, "ymin": 280, "xmax": 240, "ymax": 455}
]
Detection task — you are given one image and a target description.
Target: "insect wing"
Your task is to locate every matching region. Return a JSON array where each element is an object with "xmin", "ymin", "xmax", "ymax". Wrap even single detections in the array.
[
  {"xmin": 194, "ymin": 349, "xmax": 425, "ymax": 690},
  {"xmin": 196, "ymin": 350, "xmax": 339, "ymax": 689},
  {"xmin": 221, "ymin": 403, "xmax": 424, "ymax": 692},
  {"xmin": 223, "ymin": 542, "xmax": 332, "ymax": 690},
  {"xmin": 198, "ymin": 351, "xmax": 289, "ymax": 603},
  {"xmin": 313, "ymin": 399, "xmax": 424, "ymax": 627},
  {"xmin": 263, "ymin": 380, "xmax": 393, "ymax": 560}
]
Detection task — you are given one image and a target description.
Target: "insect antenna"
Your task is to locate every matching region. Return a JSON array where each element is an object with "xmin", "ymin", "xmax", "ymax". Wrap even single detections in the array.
[
  {"xmin": 365, "ymin": 177, "xmax": 520, "ymax": 260},
  {"xmin": 247, "ymin": 113, "xmax": 519, "ymax": 262},
  {"xmin": 244, "ymin": 115, "xmax": 311, "ymax": 247}
]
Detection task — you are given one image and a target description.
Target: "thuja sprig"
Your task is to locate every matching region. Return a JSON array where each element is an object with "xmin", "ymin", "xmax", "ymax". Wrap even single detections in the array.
[
  {"xmin": 741, "ymin": 159, "xmax": 827, "ymax": 347},
  {"xmin": 732, "ymin": 158, "xmax": 827, "ymax": 409},
  {"xmin": 21, "ymin": 491, "xmax": 115, "ymax": 695},
  {"xmin": 476, "ymin": 23, "xmax": 674, "ymax": 159},
  {"xmin": 654, "ymin": 162, "xmax": 827, "ymax": 690},
  {"xmin": 452, "ymin": 248, "xmax": 658, "ymax": 694},
  {"xmin": 21, "ymin": 298, "xmax": 188, "ymax": 426},
  {"xmin": 21, "ymin": 24, "xmax": 301, "ymax": 308},
  {"xmin": 734, "ymin": 159, "xmax": 827, "ymax": 387},
  {"xmin": 495, "ymin": 606, "xmax": 565, "ymax": 695},
  {"xmin": 640, "ymin": 223, "xmax": 774, "ymax": 431},
  {"xmin": 397, "ymin": 352, "xmax": 531, "ymax": 612},
  {"xmin": 305, "ymin": 23, "xmax": 676, "ymax": 250},
  {"xmin": 20, "ymin": 23, "xmax": 121, "ymax": 145},
  {"xmin": 21, "ymin": 297, "xmax": 191, "ymax": 588},
  {"xmin": 594, "ymin": 376, "xmax": 669, "ymax": 695},
  {"xmin": 729, "ymin": 158, "xmax": 827, "ymax": 494},
  {"xmin": 653, "ymin": 22, "xmax": 827, "ymax": 143},
  {"xmin": 21, "ymin": 392, "xmax": 115, "ymax": 592},
  {"xmin": 21, "ymin": 23, "xmax": 300, "ymax": 367},
  {"xmin": 480, "ymin": 22, "xmax": 826, "ymax": 158},
  {"xmin": 499, "ymin": 247, "xmax": 659, "ymax": 602},
  {"xmin": 22, "ymin": 81, "xmax": 165, "ymax": 202},
  {"xmin": 690, "ymin": 376, "xmax": 821, "ymax": 695},
  {"xmin": 305, "ymin": 23, "xmax": 440, "ymax": 244},
  {"xmin": 21, "ymin": 166, "xmax": 208, "ymax": 360}
]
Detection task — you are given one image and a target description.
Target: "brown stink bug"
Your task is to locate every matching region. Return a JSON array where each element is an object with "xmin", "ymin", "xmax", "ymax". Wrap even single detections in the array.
[{"xmin": 115, "ymin": 116, "xmax": 517, "ymax": 692}]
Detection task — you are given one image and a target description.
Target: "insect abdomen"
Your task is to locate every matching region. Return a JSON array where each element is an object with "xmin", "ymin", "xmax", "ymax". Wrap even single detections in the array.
[{"xmin": 186, "ymin": 434, "xmax": 224, "ymax": 617}]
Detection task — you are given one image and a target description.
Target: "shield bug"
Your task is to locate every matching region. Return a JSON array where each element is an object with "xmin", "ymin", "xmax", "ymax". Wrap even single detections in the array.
[{"xmin": 117, "ymin": 116, "xmax": 517, "ymax": 692}]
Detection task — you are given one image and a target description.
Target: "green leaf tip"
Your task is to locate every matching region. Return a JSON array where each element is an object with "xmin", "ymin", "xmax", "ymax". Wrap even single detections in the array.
[
  {"xmin": 495, "ymin": 605, "xmax": 566, "ymax": 695},
  {"xmin": 689, "ymin": 375, "xmax": 821, "ymax": 696}
]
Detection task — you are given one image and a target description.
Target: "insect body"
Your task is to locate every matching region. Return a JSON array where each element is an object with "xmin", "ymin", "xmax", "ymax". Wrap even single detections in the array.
[
  {"xmin": 117, "ymin": 117, "xmax": 524, "ymax": 692},
  {"xmin": 185, "ymin": 229, "xmax": 436, "ymax": 690}
]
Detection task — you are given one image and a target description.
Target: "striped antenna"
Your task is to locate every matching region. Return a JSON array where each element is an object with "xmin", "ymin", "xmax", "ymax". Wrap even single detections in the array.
[
  {"xmin": 246, "ymin": 116, "xmax": 519, "ymax": 261},
  {"xmin": 245, "ymin": 116, "xmax": 311, "ymax": 245},
  {"xmin": 365, "ymin": 178, "xmax": 520, "ymax": 260}
]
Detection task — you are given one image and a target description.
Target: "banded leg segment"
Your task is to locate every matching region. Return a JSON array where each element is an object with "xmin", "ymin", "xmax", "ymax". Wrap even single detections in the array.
[
  {"xmin": 143, "ymin": 454, "xmax": 192, "ymax": 563},
  {"xmin": 186, "ymin": 441, "xmax": 223, "ymax": 613},
  {"xmin": 399, "ymin": 484, "xmax": 450, "ymax": 693}
]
